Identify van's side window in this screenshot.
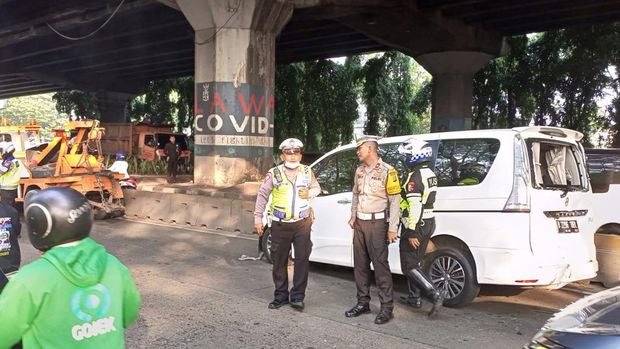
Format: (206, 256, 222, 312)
(435, 139, 500, 187)
(378, 144, 408, 179)
(313, 149, 358, 195)
(379, 142, 438, 182)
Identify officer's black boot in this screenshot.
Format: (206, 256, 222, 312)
(400, 279, 422, 308)
(405, 268, 444, 318)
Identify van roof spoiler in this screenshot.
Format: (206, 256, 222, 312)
(513, 126, 583, 142)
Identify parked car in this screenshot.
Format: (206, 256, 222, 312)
(260, 127, 598, 307)
(585, 148, 620, 287)
(525, 285, 620, 349)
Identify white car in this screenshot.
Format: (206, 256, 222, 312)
(260, 127, 598, 307)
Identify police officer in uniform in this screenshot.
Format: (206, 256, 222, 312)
(254, 138, 321, 311)
(345, 135, 401, 325)
(397, 137, 445, 318)
(0, 143, 21, 206)
(0, 200, 20, 278)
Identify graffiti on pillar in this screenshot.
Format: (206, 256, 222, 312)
(194, 82, 274, 157)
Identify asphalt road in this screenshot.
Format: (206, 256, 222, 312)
(17, 218, 599, 349)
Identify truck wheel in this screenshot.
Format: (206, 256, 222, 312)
(260, 227, 273, 264)
(93, 209, 108, 220)
(425, 246, 480, 307)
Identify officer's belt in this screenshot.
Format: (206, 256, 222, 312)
(271, 216, 306, 223)
(422, 209, 434, 219)
(356, 211, 385, 220)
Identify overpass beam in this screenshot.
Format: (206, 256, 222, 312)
(178, 0, 293, 186)
(416, 51, 493, 132)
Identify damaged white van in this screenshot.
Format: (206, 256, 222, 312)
(263, 126, 597, 307)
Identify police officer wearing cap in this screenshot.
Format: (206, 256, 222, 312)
(0, 143, 21, 206)
(346, 135, 401, 324)
(254, 138, 321, 311)
(398, 137, 444, 318)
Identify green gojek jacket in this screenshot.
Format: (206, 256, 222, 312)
(0, 237, 141, 349)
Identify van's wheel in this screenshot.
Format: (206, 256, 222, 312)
(261, 227, 273, 264)
(425, 246, 479, 307)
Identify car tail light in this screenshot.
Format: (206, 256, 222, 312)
(504, 135, 531, 212)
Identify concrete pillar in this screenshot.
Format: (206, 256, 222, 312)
(96, 91, 133, 123)
(416, 51, 493, 132)
(177, 0, 293, 186)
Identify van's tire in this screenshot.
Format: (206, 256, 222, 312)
(424, 246, 480, 307)
(261, 227, 273, 264)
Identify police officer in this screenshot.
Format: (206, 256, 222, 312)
(254, 138, 321, 311)
(0, 143, 21, 206)
(0, 200, 20, 278)
(346, 135, 401, 325)
(397, 137, 444, 318)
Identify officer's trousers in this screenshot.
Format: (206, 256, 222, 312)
(400, 218, 436, 298)
(0, 189, 16, 207)
(270, 217, 312, 302)
(353, 218, 393, 310)
(166, 158, 177, 183)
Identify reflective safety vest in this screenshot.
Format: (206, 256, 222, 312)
(269, 164, 312, 221)
(400, 165, 437, 229)
(0, 159, 20, 190)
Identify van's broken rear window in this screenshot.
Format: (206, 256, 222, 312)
(528, 140, 588, 191)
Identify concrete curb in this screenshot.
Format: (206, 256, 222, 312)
(123, 189, 255, 233)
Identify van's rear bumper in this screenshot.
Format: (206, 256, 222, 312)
(474, 248, 598, 286)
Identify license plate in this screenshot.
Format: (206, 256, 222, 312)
(556, 219, 579, 233)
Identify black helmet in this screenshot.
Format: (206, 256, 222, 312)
(25, 187, 93, 251)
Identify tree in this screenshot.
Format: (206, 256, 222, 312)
(52, 90, 99, 118)
(275, 63, 305, 148)
(362, 52, 430, 136)
(301, 59, 361, 151)
(473, 26, 619, 145)
(0, 93, 70, 140)
(274, 58, 362, 153)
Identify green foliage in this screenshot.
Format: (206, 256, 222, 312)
(128, 76, 194, 131)
(473, 24, 620, 146)
(0, 93, 70, 140)
(52, 90, 99, 118)
(362, 52, 431, 137)
(104, 153, 167, 175)
(274, 58, 362, 152)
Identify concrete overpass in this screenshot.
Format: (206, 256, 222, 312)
(2, 0, 620, 185)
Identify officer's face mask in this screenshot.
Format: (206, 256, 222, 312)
(284, 161, 300, 169)
(282, 148, 301, 169)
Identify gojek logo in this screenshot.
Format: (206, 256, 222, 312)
(70, 284, 117, 341)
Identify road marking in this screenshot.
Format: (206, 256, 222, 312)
(120, 217, 258, 242)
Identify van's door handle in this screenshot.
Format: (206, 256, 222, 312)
(337, 199, 352, 204)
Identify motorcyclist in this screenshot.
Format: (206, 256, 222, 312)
(107, 151, 130, 179)
(0, 187, 141, 348)
(397, 137, 445, 318)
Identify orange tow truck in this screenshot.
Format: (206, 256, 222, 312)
(18, 119, 124, 219)
(0, 117, 42, 163)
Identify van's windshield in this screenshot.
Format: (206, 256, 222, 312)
(526, 139, 588, 191)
